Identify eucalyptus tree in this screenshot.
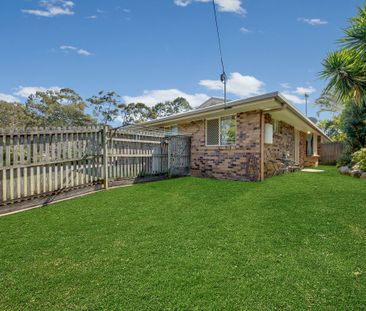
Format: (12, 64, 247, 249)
(25, 88, 96, 127)
(87, 91, 121, 126)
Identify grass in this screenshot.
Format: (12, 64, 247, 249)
(0, 166, 365, 310)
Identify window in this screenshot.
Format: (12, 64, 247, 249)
(170, 125, 178, 135)
(165, 125, 178, 135)
(206, 115, 236, 146)
(306, 133, 314, 155)
(206, 119, 220, 145)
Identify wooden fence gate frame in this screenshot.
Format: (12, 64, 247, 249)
(0, 126, 191, 213)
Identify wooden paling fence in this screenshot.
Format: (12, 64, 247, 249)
(0, 127, 191, 212)
(320, 142, 344, 165)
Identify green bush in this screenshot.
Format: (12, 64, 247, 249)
(337, 151, 353, 168)
(352, 148, 366, 171)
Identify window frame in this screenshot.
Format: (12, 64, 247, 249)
(306, 133, 318, 156)
(205, 114, 237, 147)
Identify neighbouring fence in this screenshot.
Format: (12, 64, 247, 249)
(0, 126, 191, 212)
(320, 142, 344, 165)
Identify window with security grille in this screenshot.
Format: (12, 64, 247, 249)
(206, 118, 220, 145)
(206, 115, 236, 146)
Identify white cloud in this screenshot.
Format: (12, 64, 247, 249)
(174, 0, 191, 6)
(14, 86, 61, 98)
(0, 93, 20, 102)
(60, 45, 77, 50)
(60, 45, 92, 56)
(298, 18, 328, 26)
(123, 89, 210, 107)
(86, 15, 97, 19)
(280, 85, 316, 105)
(77, 49, 92, 56)
(280, 84, 316, 104)
(281, 92, 305, 105)
(294, 86, 316, 95)
(22, 0, 75, 17)
(239, 27, 250, 33)
(174, 0, 246, 15)
(280, 82, 291, 89)
(199, 72, 264, 98)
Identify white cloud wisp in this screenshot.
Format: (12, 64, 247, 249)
(22, 0, 75, 17)
(174, 0, 246, 15)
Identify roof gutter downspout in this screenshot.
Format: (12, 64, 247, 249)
(259, 102, 287, 181)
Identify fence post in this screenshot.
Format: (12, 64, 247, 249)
(103, 126, 109, 190)
(167, 137, 172, 177)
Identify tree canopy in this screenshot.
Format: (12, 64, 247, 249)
(87, 91, 121, 126)
(320, 3, 366, 104)
(1, 87, 193, 129)
(24, 88, 96, 127)
(0, 101, 30, 129)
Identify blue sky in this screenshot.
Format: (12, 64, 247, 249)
(0, 0, 362, 119)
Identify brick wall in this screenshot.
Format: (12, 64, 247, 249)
(178, 111, 262, 181)
(262, 114, 320, 177)
(173, 111, 321, 181)
(263, 114, 296, 177)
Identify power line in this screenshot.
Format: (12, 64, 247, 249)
(212, 0, 227, 105)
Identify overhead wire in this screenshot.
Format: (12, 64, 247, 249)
(212, 0, 227, 105)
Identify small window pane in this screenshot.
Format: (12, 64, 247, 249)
(220, 116, 236, 145)
(207, 119, 220, 145)
(170, 125, 178, 135)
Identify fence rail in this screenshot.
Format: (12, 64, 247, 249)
(320, 142, 344, 165)
(0, 127, 191, 212)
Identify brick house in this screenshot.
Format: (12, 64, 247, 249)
(142, 92, 330, 181)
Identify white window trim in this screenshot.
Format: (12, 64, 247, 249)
(205, 115, 237, 146)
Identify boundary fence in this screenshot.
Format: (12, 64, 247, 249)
(0, 126, 191, 213)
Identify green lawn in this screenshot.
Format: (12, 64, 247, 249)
(0, 167, 365, 310)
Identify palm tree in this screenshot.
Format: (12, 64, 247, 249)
(320, 3, 366, 104)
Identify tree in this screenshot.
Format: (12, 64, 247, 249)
(315, 92, 343, 117)
(120, 103, 154, 126)
(118, 97, 192, 127)
(317, 117, 345, 142)
(87, 91, 121, 126)
(0, 101, 30, 128)
(320, 3, 366, 104)
(25, 88, 96, 127)
(340, 100, 366, 151)
(152, 97, 192, 118)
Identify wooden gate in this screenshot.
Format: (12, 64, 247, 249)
(168, 135, 191, 177)
(320, 142, 344, 165)
(107, 128, 169, 186)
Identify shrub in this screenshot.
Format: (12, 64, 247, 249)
(352, 148, 366, 171)
(337, 150, 353, 168)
